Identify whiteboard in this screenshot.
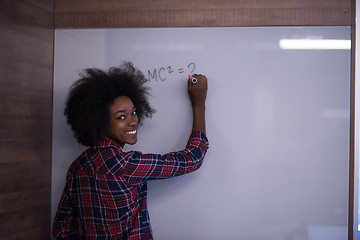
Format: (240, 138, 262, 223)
(52, 27, 351, 240)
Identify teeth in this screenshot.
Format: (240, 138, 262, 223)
(126, 130, 137, 134)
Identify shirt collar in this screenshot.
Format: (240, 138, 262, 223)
(93, 139, 124, 150)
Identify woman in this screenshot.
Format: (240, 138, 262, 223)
(53, 62, 209, 239)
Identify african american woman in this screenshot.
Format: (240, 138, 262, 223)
(53, 62, 209, 239)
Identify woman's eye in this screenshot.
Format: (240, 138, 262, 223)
(118, 115, 126, 120)
(132, 111, 137, 115)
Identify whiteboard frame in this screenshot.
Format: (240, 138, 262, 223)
(52, 26, 355, 240)
(353, 1, 359, 239)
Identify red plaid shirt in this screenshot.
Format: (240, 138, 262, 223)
(53, 131, 209, 240)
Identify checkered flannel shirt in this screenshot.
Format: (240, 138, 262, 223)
(53, 131, 209, 239)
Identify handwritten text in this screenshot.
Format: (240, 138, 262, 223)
(148, 63, 196, 82)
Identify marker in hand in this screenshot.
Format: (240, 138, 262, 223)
(189, 74, 197, 84)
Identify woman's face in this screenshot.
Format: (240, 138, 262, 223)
(107, 96, 138, 147)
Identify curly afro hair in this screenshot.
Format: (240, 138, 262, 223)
(64, 61, 155, 147)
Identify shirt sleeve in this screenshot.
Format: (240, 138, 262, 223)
(120, 131, 209, 185)
(53, 178, 80, 240)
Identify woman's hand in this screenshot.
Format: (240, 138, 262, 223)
(188, 74, 207, 107)
(188, 74, 207, 134)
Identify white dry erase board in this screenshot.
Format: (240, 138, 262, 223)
(52, 27, 351, 240)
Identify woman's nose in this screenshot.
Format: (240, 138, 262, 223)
(129, 115, 138, 126)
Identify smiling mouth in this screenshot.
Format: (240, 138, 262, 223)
(125, 130, 137, 135)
